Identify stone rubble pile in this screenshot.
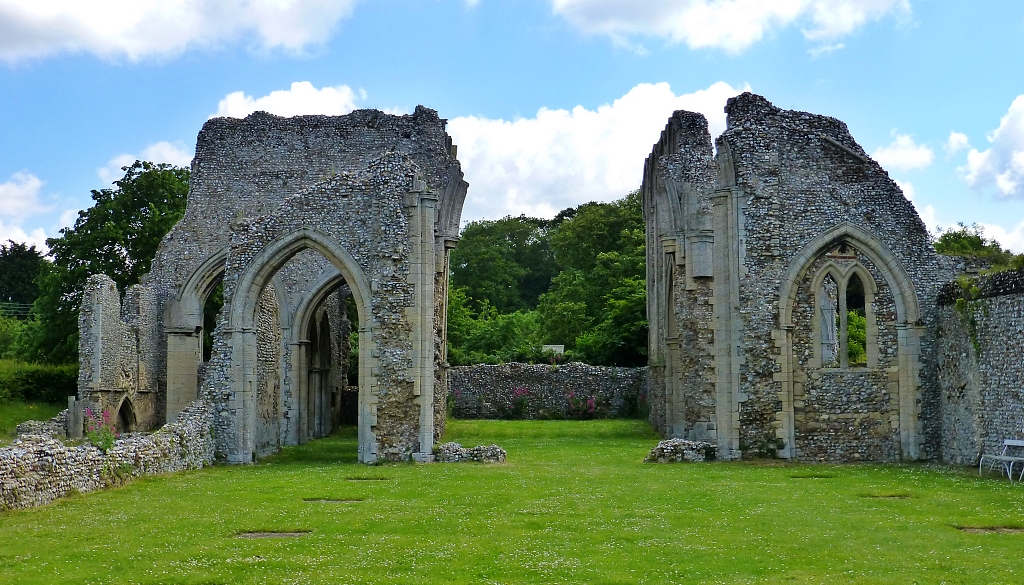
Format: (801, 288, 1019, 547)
(644, 438, 716, 463)
(435, 442, 506, 463)
(0, 400, 215, 511)
(15, 410, 68, 438)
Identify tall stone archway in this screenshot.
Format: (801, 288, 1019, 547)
(78, 107, 468, 464)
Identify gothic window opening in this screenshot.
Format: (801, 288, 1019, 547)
(816, 261, 875, 369)
(845, 273, 867, 366)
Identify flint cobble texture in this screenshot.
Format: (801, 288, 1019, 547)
(936, 269, 1024, 465)
(0, 400, 215, 511)
(435, 442, 506, 463)
(448, 362, 647, 420)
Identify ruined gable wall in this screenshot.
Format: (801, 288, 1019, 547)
(203, 152, 430, 461)
(148, 107, 462, 296)
(142, 107, 463, 410)
(719, 93, 953, 460)
(936, 270, 1024, 464)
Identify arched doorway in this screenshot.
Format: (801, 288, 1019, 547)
(218, 229, 379, 463)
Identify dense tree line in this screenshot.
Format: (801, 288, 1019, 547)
(447, 191, 647, 367)
(3, 159, 1023, 371)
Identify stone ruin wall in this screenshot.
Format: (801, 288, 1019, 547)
(643, 111, 720, 442)
(718, 95, 956, 461)
(788, 249, 900, 461)
(0, 400, 214, 512)
(936, 269, 1024, 464)
(645, 93, 961, 461)
(449, 363, 648, 420)
(78, 274, 163, 429)
(254, 284, 282, 458)
(72, 106, 465, 464)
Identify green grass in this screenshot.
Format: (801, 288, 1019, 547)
(1, 419, 1023, 584)
(0, 400, 64, 444)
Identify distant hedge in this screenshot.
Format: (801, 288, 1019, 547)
(0, 360, 78, 405)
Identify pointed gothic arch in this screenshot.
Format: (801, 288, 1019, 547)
(775, 222, 925, 460)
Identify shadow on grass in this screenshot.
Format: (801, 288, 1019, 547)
(259, 425, 360, 465)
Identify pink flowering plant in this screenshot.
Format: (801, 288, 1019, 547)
(497, 386, 531, 419)
(566, 391, 602, 419)
(84, 407, 119, 453)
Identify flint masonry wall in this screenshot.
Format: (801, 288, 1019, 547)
(449, 363, 647, 419)
(78, 274, 162, 430)
(936, 269, 1024, 465)
(0, 400, 214, 511)
(80, 106, 467, 464)
(645, 93, 955, 461)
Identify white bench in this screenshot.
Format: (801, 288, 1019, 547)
(979, 439, 1024, 482)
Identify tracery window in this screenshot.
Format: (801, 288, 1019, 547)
(815, 260, 875, 368)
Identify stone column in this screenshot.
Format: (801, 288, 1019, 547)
(710, 187, 744, 460)
(406, 184, 438, 460)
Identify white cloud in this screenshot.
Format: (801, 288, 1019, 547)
(0, 0, 358, 63)
(962, 94, 1024, 198)
(549, 0, 910, 53)
(871, 133, 934, 171)
(0, 171, 51, 249)
(0, 221, 48, 250)
(0, 171, 49, 219)
(448, 81, 747, 220)
(808, 42, 844, 57)
(97, 141, 194, 185)
(56, 208, 79, 230)
(945, 131, 969, 155)
(214, 81, 363, 118)
(979, 219, 1024, 254)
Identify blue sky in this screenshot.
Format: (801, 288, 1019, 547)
(2, 0, 1023, 251)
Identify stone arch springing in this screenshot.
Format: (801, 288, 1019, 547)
(165, 247, 229, 423)
(224, 228, 376, 463)
(774, 222, 924, 460)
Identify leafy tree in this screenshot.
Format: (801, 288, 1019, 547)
(0, 241, 45, 306)
(449, 215, 557, 313)
(537, 190, 647, 366)
(446, 286, 545, 365)
(934, 222, 1024, 270)
(26, 161, 190, 363)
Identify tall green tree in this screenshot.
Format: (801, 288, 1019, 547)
(0, 241, 45, 306)
(449, 215, 557, 313)
(538, 190, 647, 366)
(26, 161, 190, 363)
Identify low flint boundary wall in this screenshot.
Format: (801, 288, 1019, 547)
(448, 362, 647, 419)
(0, 400, 215, 511)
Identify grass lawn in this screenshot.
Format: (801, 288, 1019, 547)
(1, 419, 1022, 584)
(0, 400, 64, 444)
